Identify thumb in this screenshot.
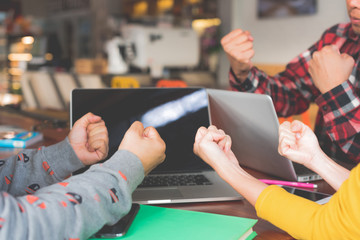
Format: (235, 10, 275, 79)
(128, 121, 145, 136)
(143, 126, 159, 139)
(195, 127, 207, 142)
(244, 30, 254, 41)
(290, 120, 304, 137)
(333, 38, 346, 50)
(341, 53, 355, 65)
(74, 112, 101, 128)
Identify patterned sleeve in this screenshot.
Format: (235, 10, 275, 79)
(228, 24, 343, 118)
(228, 49, 318, 118)
(315, 80, 360, 163)
(0, 150, 144, 240)
(0, 138, 84, 196)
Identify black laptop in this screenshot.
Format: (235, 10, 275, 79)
(71, 87, 242, 204)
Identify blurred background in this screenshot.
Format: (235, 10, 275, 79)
(0, 0, 348, 119)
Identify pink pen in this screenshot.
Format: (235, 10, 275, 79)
(259, 179, 318, 189)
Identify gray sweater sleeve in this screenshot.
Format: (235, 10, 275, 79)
(0, 137, 84, 196)
(0, 150, 144, 240)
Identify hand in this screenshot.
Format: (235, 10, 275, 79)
(193, 126, 240, 177)
(221, 29, 255, 82)
(278, 120, 323, 168)
(194, 126, 267, 206)
(118, 121, 166, 175)
(309, 45, 354, 93)
(69, 112, 109, 165)
(279, 121, 350, 190)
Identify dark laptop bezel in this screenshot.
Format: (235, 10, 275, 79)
(70, 87, 212, 175)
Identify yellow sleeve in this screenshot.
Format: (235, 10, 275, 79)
(255, 164, 360, 240)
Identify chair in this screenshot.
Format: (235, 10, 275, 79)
(110, 76, 140, 88)
(21, 71, 107, 111)
(278, 104, 318, 130)
(156, 79, 188, 88)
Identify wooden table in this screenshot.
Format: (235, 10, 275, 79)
(0, 109, 335, 239)
(162, 167, 335, 240)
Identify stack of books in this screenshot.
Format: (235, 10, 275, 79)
(0, 125, 43, 148)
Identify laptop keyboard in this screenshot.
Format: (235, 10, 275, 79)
(139, 174, 213, 188)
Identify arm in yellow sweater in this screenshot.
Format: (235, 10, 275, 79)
(193, 122, 358, 239)
(255, 164, 360, 239)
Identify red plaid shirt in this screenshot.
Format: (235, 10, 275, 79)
(229, 23, 360, 165)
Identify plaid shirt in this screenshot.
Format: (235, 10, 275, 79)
(229, 23, 360, 165)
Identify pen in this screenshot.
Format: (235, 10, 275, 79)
(259, 179, 318, 189)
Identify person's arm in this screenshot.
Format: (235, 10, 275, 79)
(227, 24, 348, 118)
(309, 46, 360, 163)
(0, 112, 109, 196)
(278, 120, 349, 190)
(228, 44, 316, 117)
(316, 83, 360, 163)
(315, 77, 360, 162)
(193, 126, 267, 206)
(265, 120, 359, 238)
(194, 123, 359, 239)
(221, 29, 254, 83)
(255, 163, 360, 239)
(0, 150, 143, 240)
(0, 139, 84, 196)
(0, 121, 165, 240)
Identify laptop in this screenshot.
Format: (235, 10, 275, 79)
(207, 89, 321, 182)
(71, 87, 242, 204)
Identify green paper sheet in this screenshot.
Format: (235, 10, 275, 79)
(91, 204, 257, 240)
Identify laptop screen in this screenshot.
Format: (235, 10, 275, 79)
(71, 87, 211, 174)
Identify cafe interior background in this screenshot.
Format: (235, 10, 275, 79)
(0, 0, 349, 125)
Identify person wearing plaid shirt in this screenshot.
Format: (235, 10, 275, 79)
(221, 0, 360, 166)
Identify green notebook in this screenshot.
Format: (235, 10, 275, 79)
(93, 204, 257, 240)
